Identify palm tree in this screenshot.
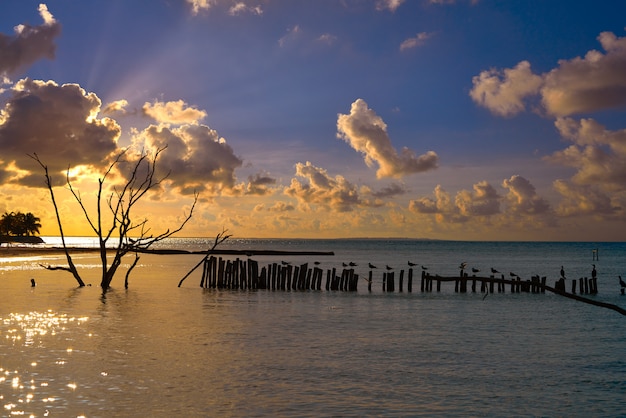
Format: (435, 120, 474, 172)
(0, 212, 16, 235)
(23, 212, 41, 236)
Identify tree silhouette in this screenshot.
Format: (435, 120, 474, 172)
(0, 211, 41, 236)
(30, 147, 198, 290)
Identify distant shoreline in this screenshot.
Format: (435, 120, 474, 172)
(0, 245, 334, 258)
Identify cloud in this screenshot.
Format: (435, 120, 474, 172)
(409, 176, 552, 224)
(471, 31, 626, 117)
(541, 32, 626, 116)
(278, 25, 301, 48)
(337, 99, 439, 178)
(469, 61, 542, 117)
(0, 78, 120, 186)
(502, 175, 550, 215)
(376, 0, 405, 12)
(409, 184, 467, 223)
(143, 100, 207, 125)
(369, 182, 407, 198)
(0, 4, 62, 77)
(102, 99, 129, 115)
(268, 201, 295, 212)
(553, 180, 618, 217)
(139, 123, 243, 195)
(284, 161, 362, 212)
(400, 32, 433, 51)
(186, 0, 217, 15)
(229, 3, 263, 16)
(455, 181, 501, 216)
(231, 172, 277, 196)
(547, 117, 626, 191)
(316, 33, 337, 46)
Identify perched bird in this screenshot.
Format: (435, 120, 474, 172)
(349, 262, 357, 267)
(459, 262, 467, 270)
(342, 262, 348, 267)
(314, 261, 321, 265)
(281, 261, 290, 265)
(408, 261, 417, 267)
(560, 266, 565, 278)
(30, 278, 36, 287)
(472, 268, 480, 273)
(491, 268, 499, 274)
(591, 264, 597, 279)
(385, 265, 393, 271)
(368, 263, 377, 269)
(510, 272, 518, 278)
(619, 275, 626, 288)
(421, 266, 428, 270)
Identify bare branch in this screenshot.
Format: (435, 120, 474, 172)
(178, 228, 231, 287)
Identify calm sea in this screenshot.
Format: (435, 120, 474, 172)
(1, 238, 625, 417)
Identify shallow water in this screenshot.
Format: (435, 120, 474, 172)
(1, 240, 625, 417)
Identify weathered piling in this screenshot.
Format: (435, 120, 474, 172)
(387, 272, 395, 292)
(408, 268, 413, 292)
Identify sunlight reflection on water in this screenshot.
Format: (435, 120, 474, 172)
(1, 311, 89, 417)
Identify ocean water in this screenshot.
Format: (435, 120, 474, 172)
(1, 239, 625, 417)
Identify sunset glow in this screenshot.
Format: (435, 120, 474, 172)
(1, 1, 625, 240)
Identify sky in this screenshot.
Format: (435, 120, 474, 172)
(1, 0, 626, 241)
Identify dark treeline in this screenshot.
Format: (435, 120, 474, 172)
(0, 211, 42, 239)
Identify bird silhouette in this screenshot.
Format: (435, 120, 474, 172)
(591, 264, 597, 278)
(490, 268, 499, 274)
(368, 263, 377, 269)
(619, 275, 626, 288)
(560, 265, 565, 278)
(314, 261, 320, 265)
(385, 265, 393, 270)
(342, 262, 348, 267)
(421, 266, 428, 270)
(459, 262, 467, 270)
(281, 261, 290, 265)
(349, 262, 357, 267)
(510, 272, 518, 278)
(472, 268, 480, 273)
(408, 261, 417, 267)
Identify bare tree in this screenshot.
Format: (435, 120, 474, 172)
(30, 147, 198, 290)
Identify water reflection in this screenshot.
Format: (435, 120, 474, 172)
(1, 310, 89, 417)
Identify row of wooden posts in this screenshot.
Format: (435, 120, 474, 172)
(199, 256, 599, 295)
(200, 256, 358, 291)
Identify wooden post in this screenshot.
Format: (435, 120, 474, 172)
(408, 268, 413, 292)
(259, 266, 267, 289)
(368, 270, 373, 292)
(399, 270, 404, 292)
(382, 273, 387, 292)
(388, 272, 395, 292)
(421, 270, 425, 292)
(298, 263, 308, 290)
(571, 278, 577, 294)
(217, 257, 226, 288)
(584, 277, 589, 294)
